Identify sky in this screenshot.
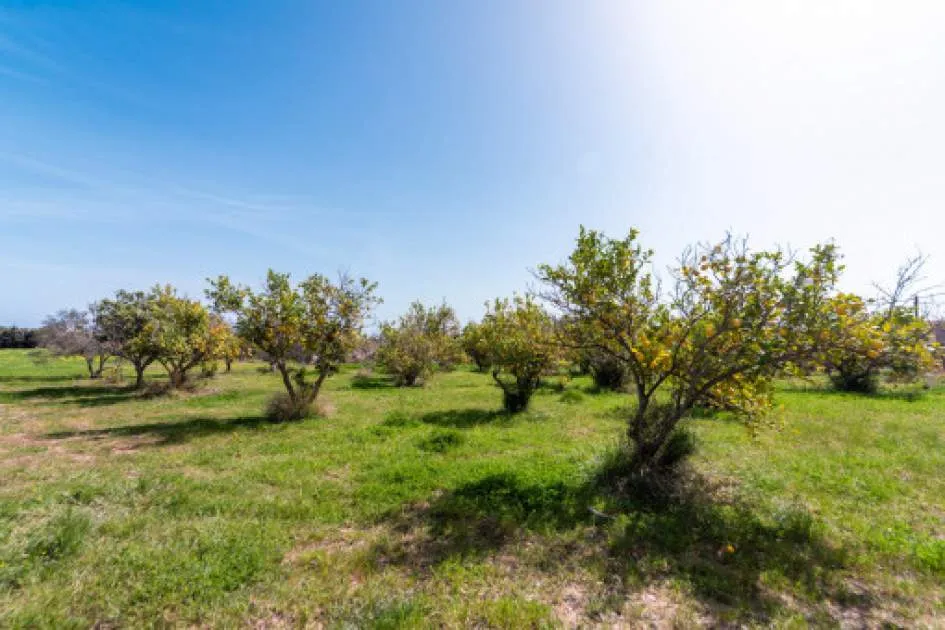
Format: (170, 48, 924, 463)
(2, 1, 944, 326)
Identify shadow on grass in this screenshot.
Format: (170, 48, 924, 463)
(43, 415, 272, 447)
(0, 374, 84, 384)
(350, 373, 398, 390)
(0, 385, 140, 407)
(372, 460, 867, 625)
(417, 408, 509, 428)
(780, 384, 929, 402)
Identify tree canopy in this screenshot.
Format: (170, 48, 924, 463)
(207, 270, 380, 419)
(538, 227, 842, 472)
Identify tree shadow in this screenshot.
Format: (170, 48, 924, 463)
(417, 408, 509, 428)
(370, 461, 873, 625)
(43, 415, 272, 447)
(0, 375, 83, 384)
(350, 373, 397, 390)
(780, 384, 929, 402)
(0, 385, 139, 407)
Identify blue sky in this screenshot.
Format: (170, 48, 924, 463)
(2, 1, 944, 326)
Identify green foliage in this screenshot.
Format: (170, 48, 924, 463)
(460, 321, 491, 372)
(376, 301, 463, 386)
(207, 270, 379, 419)
(820, 293, 938, 393)
(539, 227, 841, 472)
(0, 326, 37, 349)
(559, 389, 585, 404)
(23, 509, 91, 564)
(477, 296, 558, 413)
(146, 285, 220, 388)
(381, 410, 419, 428)
(265, 392, 312, 422)
(583, 349, 627, 391)
(418, 429, 464, 453)
(37, 309, 110, 378)
(95, 290, 161, 388)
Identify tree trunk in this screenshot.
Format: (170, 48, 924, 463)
(225, 357, 232, 373)
(308, 368, 330, 403)
(85, 357, 97, 378)
(627, 399, 684, 474)
(91, 355, 107, 379)
(277, 362, 297, 402)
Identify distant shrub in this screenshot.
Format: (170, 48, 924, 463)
(829, 370, 878, 394)
(559, 389, 585, 404)
(200, 360, 219, 379)
(0, 326, 37, 349)
(548, 375, 569, 392)
(419, 430, 464, 453)
(265, 392, 313, 422)
(381, 410, 419, 428)
(377, 301, 463, 386)
(587, 351, 627, 391)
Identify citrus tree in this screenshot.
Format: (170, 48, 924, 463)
(95, 290, 161, 388)
(539, 227, 840, 473)
(218, 322, 248, 373)
(37, 308, 111, 378)
(819, 256, 939, 392)
(206, 271, 379, 420)
(147, 285, 221, 388)
(460, 321, 491, 372)
(478, 296, 558, 412)
(376, 301, 462, 386)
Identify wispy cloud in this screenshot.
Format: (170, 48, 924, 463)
(0, 152, 125, 191)
(0, 64, 48, 85)
(0, 33, 62, 73)
(0, 27, 152, 107)
(0, 150, 333, 257)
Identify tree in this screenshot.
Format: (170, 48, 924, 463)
(207, 271, 380, 420)
(96, 290, 160, 388)
(37, 309, 110, 378)
(460, 321, 491, 372)
(218, 322, 247, 373)
(147, 285, 221, 388)
(821, 256, 939, 392)
(376, 301, 463, 386)
(477, 296, 558, 413)
(538, 227, 841, 474)
(934, 321, 945, 370)
(0, 327, 37, 349)
(583, 348, 628, 390)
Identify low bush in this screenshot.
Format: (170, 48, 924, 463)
(419, 430, 464, 453)
(265, 393, 313, 422)
(559, 389, 585, 404)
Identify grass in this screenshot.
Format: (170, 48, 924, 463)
(0, 349, 943, 627)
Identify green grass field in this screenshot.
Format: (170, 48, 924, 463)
(1, 349, 943, 628)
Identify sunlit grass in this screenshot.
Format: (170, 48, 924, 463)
(0, 349, 942, 626)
